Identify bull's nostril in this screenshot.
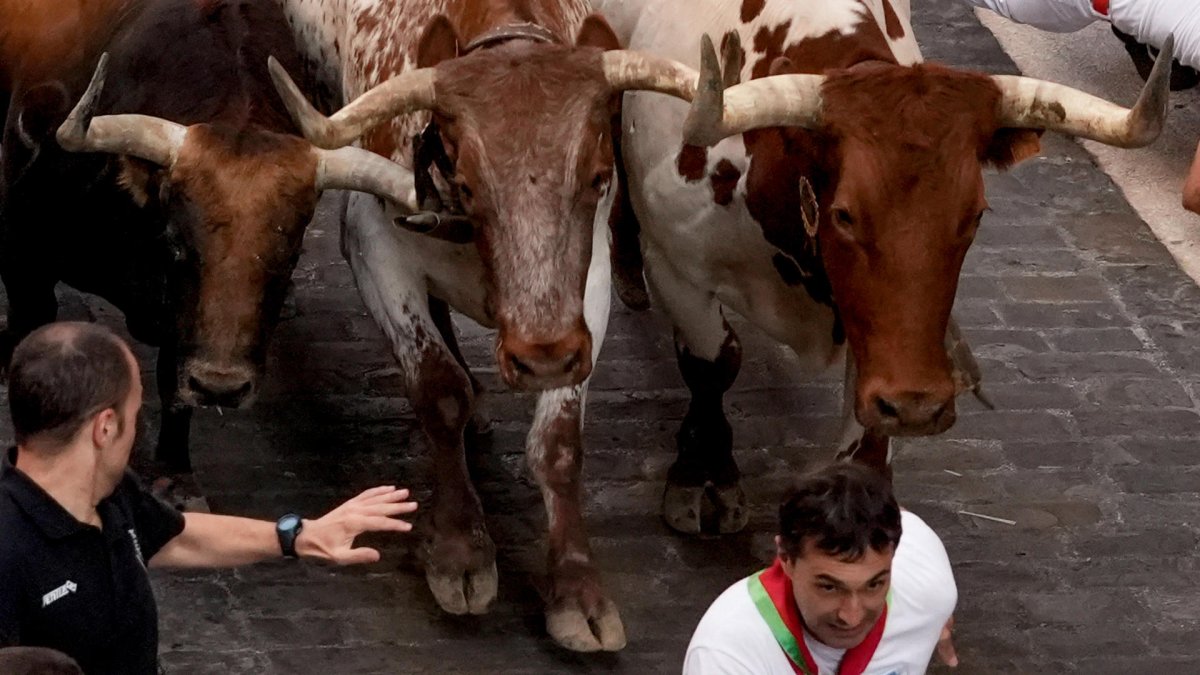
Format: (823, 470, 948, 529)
(875, 397, 900, 420)
(562, 351, 581, 374)
(509, 354, 534, 377)
(187, 376, 204, 394)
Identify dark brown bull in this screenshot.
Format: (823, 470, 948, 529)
(0, 0, 418, 484)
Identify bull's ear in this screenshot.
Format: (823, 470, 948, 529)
(116, 156, 158, 208)
(418, 15, 460, 68)
(576, 14, 620, 51)
(984, 128, 1042, 170)
(17, 81, 69, 147)
(768, 56, 796, 77)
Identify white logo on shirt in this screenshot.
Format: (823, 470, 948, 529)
(128, 528, 145, 566)
(41, 580, 77, 607)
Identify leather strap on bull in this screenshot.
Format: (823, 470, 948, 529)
(462, 22, 560, 54)
(394, 123, 473, 243)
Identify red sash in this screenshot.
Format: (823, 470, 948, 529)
(1092, 0, 1110, 16)
(748, 559, 889, 675)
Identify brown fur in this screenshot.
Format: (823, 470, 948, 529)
(168, 125, 318, 366)
(743, 27, 1041, 432)
(418, 20, 619, 373)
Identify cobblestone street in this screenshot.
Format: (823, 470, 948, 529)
(5, 0, 1200, 672)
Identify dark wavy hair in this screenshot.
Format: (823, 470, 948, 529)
(778, 462, 902, 561)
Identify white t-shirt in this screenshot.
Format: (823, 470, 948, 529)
(683, 511, 956, 675)
(964, 0, 1200, 69)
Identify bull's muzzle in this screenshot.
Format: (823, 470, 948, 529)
(496, 328, 593, 391)
(179, 360, 257, 408)
(857, 381, 956, 437)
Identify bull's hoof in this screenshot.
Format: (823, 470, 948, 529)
(546, 598, 626, 652)
(426, 561, 498, 615)
(712, 483, 749, 534)
(614, 273, 651, 311)
(662, 482, 705, 534)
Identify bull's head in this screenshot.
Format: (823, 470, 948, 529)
(57, 54, 425, 408)
(685, 33, 1172, 436)
(268, 15, 699, 391)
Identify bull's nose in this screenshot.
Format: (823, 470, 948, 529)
(863, 390, 956, 436)
(183, 363, 256, 408)
(497, 330, 592, 391)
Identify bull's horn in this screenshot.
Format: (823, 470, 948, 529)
(269, 56, 437, 149)
(313, 146, 471, 242)
(601, 50, 698, 101)
(683, 33, 825, 147)
(56, 52, 186, 166)
(993, 34, 1173, 148)
(314, 146, 419, 208)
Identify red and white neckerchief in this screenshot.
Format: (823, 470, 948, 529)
(748, 558, 890, 675)
(1092, 0, 1110, 17)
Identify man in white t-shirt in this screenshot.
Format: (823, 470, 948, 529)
(963, 0, 1200, 214)
(684, 464, 957, 675)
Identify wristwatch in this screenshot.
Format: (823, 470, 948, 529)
(276, 513, 304, 558)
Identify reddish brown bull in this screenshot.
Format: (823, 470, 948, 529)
(269, 0, 699, 650)
(595, 0, 1169, 535)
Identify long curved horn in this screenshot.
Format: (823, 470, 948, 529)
(601, 50, 698, 101)
(269, 56, 437, 150)
(992, 34, 1173, 148)
(683, 33, 824, 147)
(313, 146, 472, 242)
(56, 53, 186, 166)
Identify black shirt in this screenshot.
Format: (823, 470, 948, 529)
(0, 448, 185, 674)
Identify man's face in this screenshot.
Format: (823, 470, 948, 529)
(96, 349, 142, 494)
(778, 536, 895, 649)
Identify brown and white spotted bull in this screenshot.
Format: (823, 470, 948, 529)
(594, 0, 1169, 532)
(269, 0, 700, 652)
(0, 0, 419, 480)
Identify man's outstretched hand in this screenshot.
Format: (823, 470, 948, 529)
(296, 486, 418, 565)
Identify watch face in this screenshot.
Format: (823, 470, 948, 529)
(279, 515, 301, 530)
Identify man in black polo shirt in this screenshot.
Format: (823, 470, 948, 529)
(0, 322, 419, 673)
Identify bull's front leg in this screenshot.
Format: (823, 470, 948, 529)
(154, 342, 193, 472)
(527, 219, 623, 652)
(528, 386, 623, 652)
(344, 195, 496, 615)
(644, 248, 747, 535)
(144, 342, 210, 513)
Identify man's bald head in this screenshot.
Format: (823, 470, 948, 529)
(9, 322, 135, 450)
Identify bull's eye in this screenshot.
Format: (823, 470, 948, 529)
(831, 207, 855, 233)
(456, 181, 474, 204)
(962, 209, 986, 238)
(591, 170, 612, 192)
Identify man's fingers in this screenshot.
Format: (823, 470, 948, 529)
(348, 485, 398, 504)
(360, 515, 413, 533)
(337, 547, 382, 566)
(363, 501, 419, 517)
(936, 635, 959, 667)
(359, 488, 412, 506)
